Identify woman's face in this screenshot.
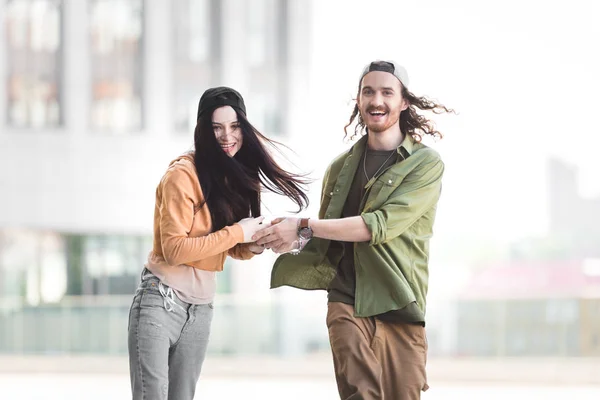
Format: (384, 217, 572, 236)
(212, 106, 243, 157)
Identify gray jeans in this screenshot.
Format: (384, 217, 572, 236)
(128, 270, 213, 400)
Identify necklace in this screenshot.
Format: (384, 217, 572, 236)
(363, 147, 396, 182)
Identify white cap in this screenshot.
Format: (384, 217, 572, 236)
(359, 60, 409, 88)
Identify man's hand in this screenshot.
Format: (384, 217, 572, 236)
(252, 217, 299, 253)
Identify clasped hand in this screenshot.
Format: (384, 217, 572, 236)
(252, 217, 300, 254)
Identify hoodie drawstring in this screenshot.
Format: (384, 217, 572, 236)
(140, 269, 185, 313)
(158, 282, 186, 313)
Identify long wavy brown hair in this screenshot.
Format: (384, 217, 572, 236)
(344, 81, 456, 142)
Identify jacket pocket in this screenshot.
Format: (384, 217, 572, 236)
(364, 172, 404, 211)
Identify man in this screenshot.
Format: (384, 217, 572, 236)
(253, 60, 454, 399)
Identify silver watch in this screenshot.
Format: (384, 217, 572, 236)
(289, 240, 301, 255)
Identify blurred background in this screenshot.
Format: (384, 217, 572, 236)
(0, 0, 599, 398)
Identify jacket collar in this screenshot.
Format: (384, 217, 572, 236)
(350, 133, 415, 158)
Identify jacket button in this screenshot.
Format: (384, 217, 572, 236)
(329, 192, 333, 196)
(388, 179, 392, 184)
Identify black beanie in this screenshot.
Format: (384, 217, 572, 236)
(196, 86, 247, 121)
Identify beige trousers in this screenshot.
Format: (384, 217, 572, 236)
(326, 302, 429, 400)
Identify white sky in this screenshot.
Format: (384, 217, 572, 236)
(308, 0, 600, 243)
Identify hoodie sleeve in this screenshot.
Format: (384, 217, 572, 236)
(159, 165, 245, 267)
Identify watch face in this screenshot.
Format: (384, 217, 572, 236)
(299, 227, 313, 240)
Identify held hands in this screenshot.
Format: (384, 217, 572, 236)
(252, 217, 300, 254)
(247, 242, 265, 255)
(239, 216, 304, 254)
(237, 216, 266, 243)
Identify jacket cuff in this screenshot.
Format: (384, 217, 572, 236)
(361, 212, 381, 246)
(230, 223, 245, 243)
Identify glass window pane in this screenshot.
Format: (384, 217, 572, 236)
(187, 0, 211, 63)
(39, 233, 67, 303)
(246, 0, 286, 135)
(6, 0, 63, 128)
(82, 234, 149, 295)
(0, 230, 66, 305)
(172, 0, 215, 132)
(89, 0, 143, 133)
(247, 0, 267, 67)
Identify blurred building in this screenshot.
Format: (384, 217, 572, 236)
(454, 158, 600, 357)
(0, 0, 318, 355)
(548, 158, 600, 258)
(456, 260, 600, 357)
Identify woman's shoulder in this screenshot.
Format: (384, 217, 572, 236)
(164, 152, 195, 176)
(160, 153, 201, 193)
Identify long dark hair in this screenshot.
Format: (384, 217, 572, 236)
(344, 83, 456, 142)
(193, 108, 310, 231)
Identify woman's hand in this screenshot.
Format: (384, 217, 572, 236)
(237, 216, 266, 243)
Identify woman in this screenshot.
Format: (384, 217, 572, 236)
(127, 86, 309, 399)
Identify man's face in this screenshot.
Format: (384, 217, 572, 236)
(357, 71, 408, 133)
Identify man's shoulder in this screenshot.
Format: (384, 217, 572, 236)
(323, 147, 353, 177)
(411, 142, 443, 164)
(330, 149, 352, 167)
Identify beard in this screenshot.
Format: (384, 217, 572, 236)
(360, 106, 401, 133)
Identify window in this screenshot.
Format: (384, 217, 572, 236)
(0, 229, 66, 304)
(0, 229, 151, 355)
(89, 0, 143, 132)
(82, 234, 150, 295)
(246, 0, 283, 68)
(246, 0, 287, 135)
(5, 0, 62, 128)
(172, 0, 218, 132)
(0, 229, 150, 301)
(246, 0, 268, 67)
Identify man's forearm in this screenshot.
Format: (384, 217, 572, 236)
(310, 216, 371, 242)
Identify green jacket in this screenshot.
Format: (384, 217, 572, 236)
(270, 134, 444, 319)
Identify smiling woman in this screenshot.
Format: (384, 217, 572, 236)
(192, 86, 310, 232)
(212, 106, 243, 156)
(126, 86, 310, 400)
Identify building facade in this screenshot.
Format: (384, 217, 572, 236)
(0, 0, 320, 356)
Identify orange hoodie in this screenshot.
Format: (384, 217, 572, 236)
(145, 153, 255, 304)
